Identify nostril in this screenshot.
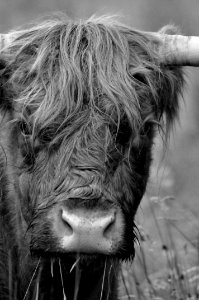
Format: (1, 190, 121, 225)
(60, 209, 73, 235)
(103, 213, 116, 238)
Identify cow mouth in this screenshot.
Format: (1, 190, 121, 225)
(27, 250, 120, 300)
(31, 247, 134, 266)
(31, 249, 120, 271)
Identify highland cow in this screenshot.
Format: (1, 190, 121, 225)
(0, 13, 195, 300)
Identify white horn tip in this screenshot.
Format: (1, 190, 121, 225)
(158, 34, 199, 67)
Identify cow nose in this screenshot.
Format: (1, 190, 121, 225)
(61, 209, 115, 237)
(55, 207, 123, 254)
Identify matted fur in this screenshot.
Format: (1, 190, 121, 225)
(1, 14, 183, 145)
(0, 13, 184, 300)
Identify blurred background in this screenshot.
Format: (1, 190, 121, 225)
(1, 0, 199, 297)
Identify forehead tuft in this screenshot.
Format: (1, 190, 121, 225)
(1, 14, 172, 144)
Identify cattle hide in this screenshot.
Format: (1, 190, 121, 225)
(0, 14, 184, 300)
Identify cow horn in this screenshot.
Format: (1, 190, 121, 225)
(0, 33, 18, 49)
(0, 34, 5, 49)
(157, 34, 199, 67)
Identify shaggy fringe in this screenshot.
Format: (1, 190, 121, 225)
(0, 14, 184, 150)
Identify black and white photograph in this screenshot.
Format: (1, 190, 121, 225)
(0, 1, 199, 299)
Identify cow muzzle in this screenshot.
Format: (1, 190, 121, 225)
(52, 206, 124, 254)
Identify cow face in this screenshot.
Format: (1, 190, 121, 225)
(0, 16, 184, 264)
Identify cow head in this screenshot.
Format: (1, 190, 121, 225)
(0, 15, 184, 266)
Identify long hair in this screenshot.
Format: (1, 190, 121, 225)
(0, 14, 185, 300)
(0, 14, 184, 152)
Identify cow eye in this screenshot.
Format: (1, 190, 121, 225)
(116, 119, 132, 146)
(19, 120, 31, 136)
(133, 73, 147, 85)
(18, 121, 35, 167)
(38, 128, 53, 144)
(21, 142, 35, 167)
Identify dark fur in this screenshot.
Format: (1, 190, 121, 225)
(0, 14, 184, 299)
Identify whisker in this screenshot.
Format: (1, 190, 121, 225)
(34, 264, 42, 300)
(51, 258, 54, 278)
(100, 258, 107, 300)
(35, 280, 39, 300)
(106, 262, 113, 300)
(73, 254, 81, 300)
(22, 257, 41, 300)
(59, 259, 67, 300)
(70, 257, 80, 273)
(8, 250, 12, 300)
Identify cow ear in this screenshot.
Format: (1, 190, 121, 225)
(127, 28, 184, 134)
(152, 65, 184, 132)
(0, 57, 12, 110)
(0, 33, 15, 110)
(129, 62, 184, 135)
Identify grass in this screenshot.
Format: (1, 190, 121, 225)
(118, 192, 199, 300)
